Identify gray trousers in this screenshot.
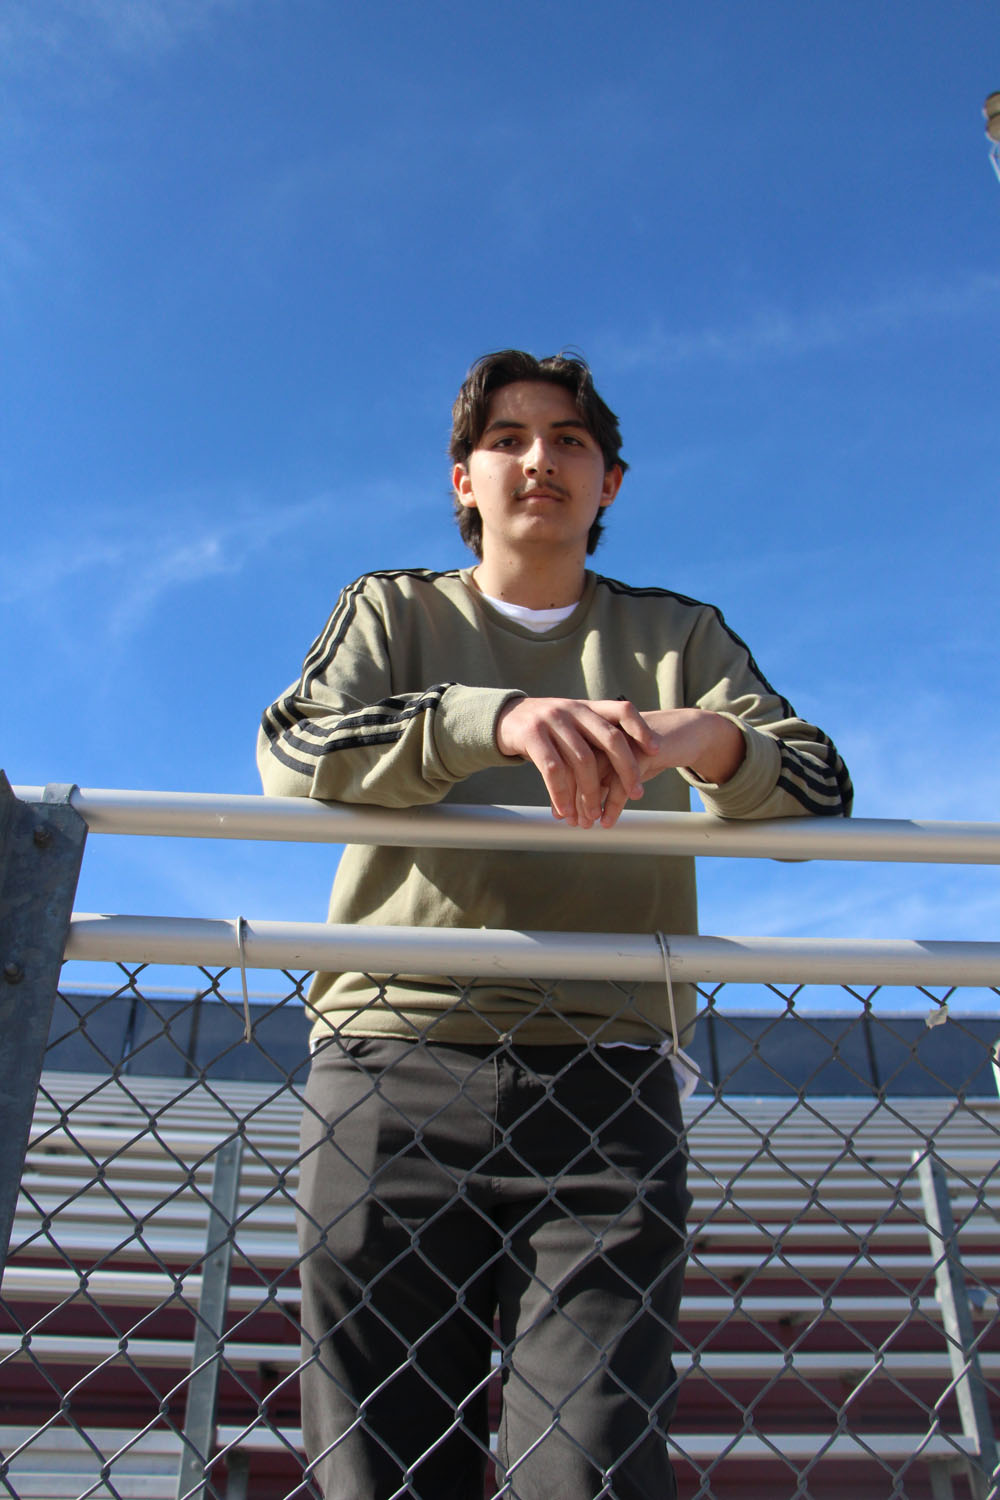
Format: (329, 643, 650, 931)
(297, 1036, 690, 1500)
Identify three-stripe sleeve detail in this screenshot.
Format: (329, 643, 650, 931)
(262, 685, 453, 778)
(261, 570, 461, 780)
(776, 741, 853, 817)
(301, 569, 455, 695)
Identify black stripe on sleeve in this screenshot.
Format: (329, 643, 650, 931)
(301, 570, 458, 694)
(779, 742, 842, 800)
(260, 685, 452, 774)
(777, 745, 850, 816)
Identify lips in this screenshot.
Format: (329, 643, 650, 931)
(516, 486, 567, 502)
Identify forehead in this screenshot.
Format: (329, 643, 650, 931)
(481, 379, 584, 431)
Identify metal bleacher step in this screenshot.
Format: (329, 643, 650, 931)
(2, 1072, 997, 1500)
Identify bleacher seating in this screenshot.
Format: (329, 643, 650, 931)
(1, 1071, 998, 1499)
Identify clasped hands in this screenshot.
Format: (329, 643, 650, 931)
(495, 696, 745, 830)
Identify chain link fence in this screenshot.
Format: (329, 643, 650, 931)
(1, 965, 997, 1500)
(2, 782, 998, 1499)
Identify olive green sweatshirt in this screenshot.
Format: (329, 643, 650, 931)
(258, 568, 851, 1047)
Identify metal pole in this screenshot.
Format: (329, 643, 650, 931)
(224, 1451, 249, 1500)
(0, 777, 87, 1275)
(176, 1134, 244, 1500)
(916, 1152, 999, 1500)
(63, 913, 1000, 988)
(12, 785, 1000, 865)
(928, 1462, 956, 1500)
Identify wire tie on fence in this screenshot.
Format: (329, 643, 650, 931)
(235, 916, 252, 1043)
(655, 932, 701, 1101)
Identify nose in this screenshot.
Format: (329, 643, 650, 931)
(523, 435, 556, 476)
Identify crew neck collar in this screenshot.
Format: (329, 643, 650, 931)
(461, 568, 597, 638)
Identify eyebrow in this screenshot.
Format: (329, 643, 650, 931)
(482, 417, 591, 436)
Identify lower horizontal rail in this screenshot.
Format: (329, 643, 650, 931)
(63, 914, 1000, 986)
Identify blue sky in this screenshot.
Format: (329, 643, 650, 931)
(3, 1, 999, 1006)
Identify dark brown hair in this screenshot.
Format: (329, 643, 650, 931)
(449, 350, 628, 558)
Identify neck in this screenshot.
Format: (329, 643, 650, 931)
(473, 547, 588, 610)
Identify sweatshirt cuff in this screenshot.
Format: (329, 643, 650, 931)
(434, 685, 526, 780)
(679, 715, 781, 818)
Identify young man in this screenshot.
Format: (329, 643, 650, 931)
(258, 350, 852, 1500)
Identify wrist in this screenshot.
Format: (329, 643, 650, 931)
(494, 693, 527, 758)
(688, 712, 746, 786)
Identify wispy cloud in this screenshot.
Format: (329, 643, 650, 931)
(3, 469, 444, 656)
(601, 269, 1000, 373)
(835, 703, 1000, 825)
(704, 861, 1000, 943)
(695, 689, 1000, 952)
(3, 493, 331, 640)
(1, 0, 241, 68)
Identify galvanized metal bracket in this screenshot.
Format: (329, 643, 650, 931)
(0, 774, 87, 1275)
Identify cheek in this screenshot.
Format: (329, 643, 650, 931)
(470, 460, 511, 494)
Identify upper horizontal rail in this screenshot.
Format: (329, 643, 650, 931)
(13, 786, 1000, 864)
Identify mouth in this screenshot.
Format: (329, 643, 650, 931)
(516, 487, 567, 503)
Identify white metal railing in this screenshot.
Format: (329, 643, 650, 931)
(64, 916, 1000, 987)
(14, 784, 1000, 863)
(15, 784, 1000, 989)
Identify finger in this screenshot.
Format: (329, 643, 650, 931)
(575, 772, 602, 829)
(522, 725, 579, 825)
(574, 711, 644, 801)
(599, 773, 631, 829)
(592, 700, 659, 755)
(513, 706, 604, 827)
(523, 710, 608, 825)
(600, 765, 646, 828)
(545, 722, 602, 827)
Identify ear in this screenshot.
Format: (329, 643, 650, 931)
(598, 464, 623, 509)
(453, 463, 477, 509)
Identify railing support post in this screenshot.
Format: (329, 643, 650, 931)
(176, 1134, 244, 1500)
(0, 776, 87, 1277)
(916, 1151, 999, 1500)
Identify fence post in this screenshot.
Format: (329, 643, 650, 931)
(916, 1151, 999, 1500)
(176, 1133, 245, 1500)
(0, 776, 87, 1276)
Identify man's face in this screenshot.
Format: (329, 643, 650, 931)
(453, 381, 621, 560)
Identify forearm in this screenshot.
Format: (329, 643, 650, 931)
(641, 708, 746, 786)
(679, 606, 853, 820)
(258, 575, 524, 808)
(258, 682, 520, 806)
(681, 715, 852, 820)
